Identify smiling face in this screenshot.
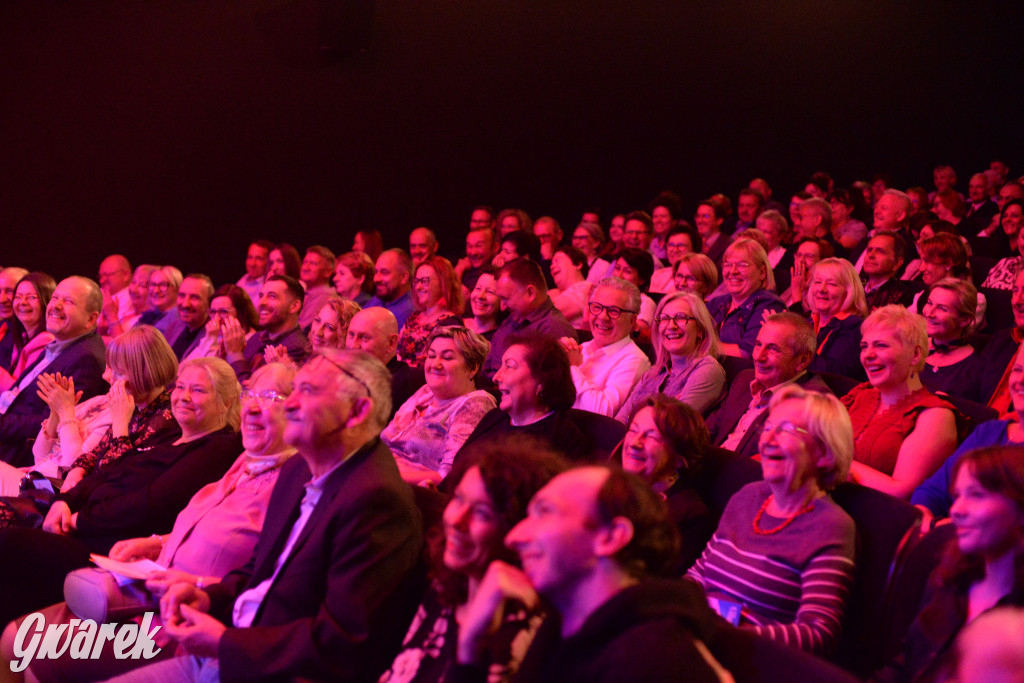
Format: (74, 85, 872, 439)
(413, 264, 442, 310)
(257, 279, 300, 333)
(1008, 348, 1024, 415)
(466, 229, 495, 269)
(443, 466, 502, 580)
(721, 250, 764, 300)
(209, 295, 238, 329)
(737, 194, 761, 224)
(128, 268, 151, 311)
(612, 258, 642, 288)
(172, 365, 225, 435)
(758, 398, 824, 495)
(333, 263, 363, 298)
(589, 285, 635, 347)
(830, 197, 851, 225)
(808, 266, 847, 318)
(424, 336, 476, 401)
(951, 466, 1024, 559)
(694, 205, 721, 238)
(549, 251, 580, 291)
(408, 228, 436, 265)
(300, 252, 331, 287)
(283, 357, 359, 452)
(177, 277, 210, 330)
(794, 241, 823, 273)
(14, 280, 44, 332)
(1002, 203, 1024, 238)
(623, 220, 652, 249)
(470, 273, 500, 320)
(241, 372, 289, 455)
(493, 344, 541, 417)
(651, 206, 674, 236)
(46, 278, 97, 341)
(309, 304, 344, 351)
(860, 327, 917, 390)
(373, 252, 410, 302)
(534, 219, 561, 248)
(622, 407, 677, 485)
(874, 194, 907, 231)
(245, 244, 269, 279)
(98, 257, 131, 294)
(922, 287, 969, 343)
(920, 257, 952, 287)
(267, 249, 287, 277)
(148, 271, 177, 310)
(968, 174, 989, 203)
(656, 297, 700, 359)
(862, 235, 902, 280)
(665, 232, 694, 266)
(752, 321, 807, 388)
(497, 273, 532, 319)
(673, 262, 707, 298)
(572, 227, 599, 259)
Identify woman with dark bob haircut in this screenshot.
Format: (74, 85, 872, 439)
(378, 436, 567, 683)
(453, 333, 601, 478)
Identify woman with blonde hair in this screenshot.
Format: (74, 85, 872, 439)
(706, 238, 785, 358)
(137, 265, 183, 337)
(920, 278, 986, 402)
(615, 291, 725, 421)
(672, 252, 718, 299)
(806, 258, 869, 380)
(842, 305, 959, 499)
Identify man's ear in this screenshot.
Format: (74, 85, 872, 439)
(593, 516, 634, 559)
(288, 297, 302, 316)
(345, 397, 374, 429)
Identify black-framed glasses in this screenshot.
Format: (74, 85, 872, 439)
(413, 276, 433, 287)
(655, 312, 697, 326)
(588, 302, 637, 319)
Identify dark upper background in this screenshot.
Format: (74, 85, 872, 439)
(1, 0, 1021, 285)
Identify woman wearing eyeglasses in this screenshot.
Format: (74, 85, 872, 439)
(395, 256, 465, 368)
(0, 273, 55, 391)
(687, 385, 856, 655)
(706, 238, 786, 358)
(615, 291, 725, 422)
(136, 265, 183, 339)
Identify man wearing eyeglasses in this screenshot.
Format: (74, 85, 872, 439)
(142, 349, 423, 683)
(561, 278, 650, 417)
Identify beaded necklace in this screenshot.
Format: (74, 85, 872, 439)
(752, 494, 816, 535)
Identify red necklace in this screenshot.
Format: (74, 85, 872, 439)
(752, 494, 816, 535)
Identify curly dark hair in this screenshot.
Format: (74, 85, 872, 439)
(620, 394, 709, 484)
(429, 435, 568, 606)
(505, 331, 576, 411)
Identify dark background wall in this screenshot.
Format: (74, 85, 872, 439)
(1, 0, 1021, 285)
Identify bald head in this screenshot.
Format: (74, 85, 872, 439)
(345, 307, 399, 363)
(99, 254, 132, 294)
(409, 227, 438, 266)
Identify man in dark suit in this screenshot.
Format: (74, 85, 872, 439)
(0, 276, 107, 466)
(154, 349, 423, 682)
(705, 312, 831, 458)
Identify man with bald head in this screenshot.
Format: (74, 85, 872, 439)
(346, 307, 424, 412)
(408, 227, 438, 267)
(97, 254, 132, 335)
(0, 276, 107, 466)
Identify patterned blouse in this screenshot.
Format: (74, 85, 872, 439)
(396, 312, 463, 367)
(71, 390, 181, 475)
(980, 255, 1023, 291)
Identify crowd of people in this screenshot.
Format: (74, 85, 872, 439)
(0, 162, 1022, 682)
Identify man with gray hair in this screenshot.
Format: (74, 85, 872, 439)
(0, 276, 108, 466)
(560, 278, 650, 417)
(139, 349, 423, 682)
(705, 311, 831, 457)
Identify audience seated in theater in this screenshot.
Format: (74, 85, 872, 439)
(854, 189, 914, 273)
(95, 350, 422, 683)
(706, 311, 830, 457)
(464, 333, 597, 466)
(981, 268, 1024, 418)
(980, 199, 1024, 290)
(572, 220, 611, 285)
(463, 266, 504, 341)
(496, 207, 532, 237)
(616, 290, 725, 421)
(408, 226, 439, 267)
(0, 273, 55, 391)
(733, 187, 764, 234)
(353, 228, 385, 263)
(961, 172, 999, 236)
(805, 258, 868, 380)
(96, 254, 133, 337)
(842, 305, 958, 499)
(226, 275, 309, 382)
(0, 268, 29, 374)
(795, 197, 847, 260)
(396, 255, 464, 367)
(782, 237, 832, 310)
(651, 223, 702, 294)
(267, 242, 301, 280)
(366, 248, 416, 329)
(334, 250, 375, 306)
(695, 197, 732, 268)
(930, 188, 968, 235)
(751, 177, 787, 216)
(610, 247, 657, 335)
(548, 245, 591, 330)
(673, 252, 718, 300)
(480, 258, 576, 382)
(0, 324, 179, 499)
(688, 385, 856, 655)
(346, 306, 424, 414)
(235, 240, 272, 306)
(0, 363, 297, 682)
(906, 186, 931, 215)
(788, 191, 811, 231)
(873, 446, 1024, 683)
(603, 213, 626, 256)
(137, 265, 183, 337)
(383, 326, 495, 486)
(298, 245, 337, 331)
(648, 193, 685, 260)
(707, 238, 786, 358)
(901, 220, 957, 283)
(471, 205, 497, 233)
(378, 439, 566, 683)
(756, 210, 793, 294)
(830, 189, 869, 253)
(920, 278, 986, 402)
(493, 230, 543, 271)
(268, 297, 361, 366)
(928, 164, 959, 203)
(912, 343, 1024, 523)
(862, 232, 919, 311)
(615, 395, 715, 571)
(459, 465, 724, 682)
(166, 274, 214, 360)
(0, 276, 109, 468)
(533, 216, 563, 283)
(104, 264, 157, 338)
(0, 356, 242, 624)
(561, 278, 651, 418)
(912, 231, 987, 327)
(621, 210, 664, 269)
(183, 284, 258, 362)
(456, 225, 498, 296)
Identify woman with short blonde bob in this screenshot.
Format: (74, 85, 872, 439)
(616, 291, 725, 421)
(921, 278, 986, 402)
(842, 305, 959, 499)
(672, 252, 718, 299)
(806, 258, 869, 380)
(688, 385, 856, 654)
(137, 265, 183, 337)
(706, 238, 785, 358)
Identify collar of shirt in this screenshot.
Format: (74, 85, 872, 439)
(44, 333, 85, 360)
(584, 334, 633, 359)
(749, 371, 806, 407)
(513, 297, 556, 328)
(261, 325, 301, 345)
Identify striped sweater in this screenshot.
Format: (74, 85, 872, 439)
(687, 481, 856, 655)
